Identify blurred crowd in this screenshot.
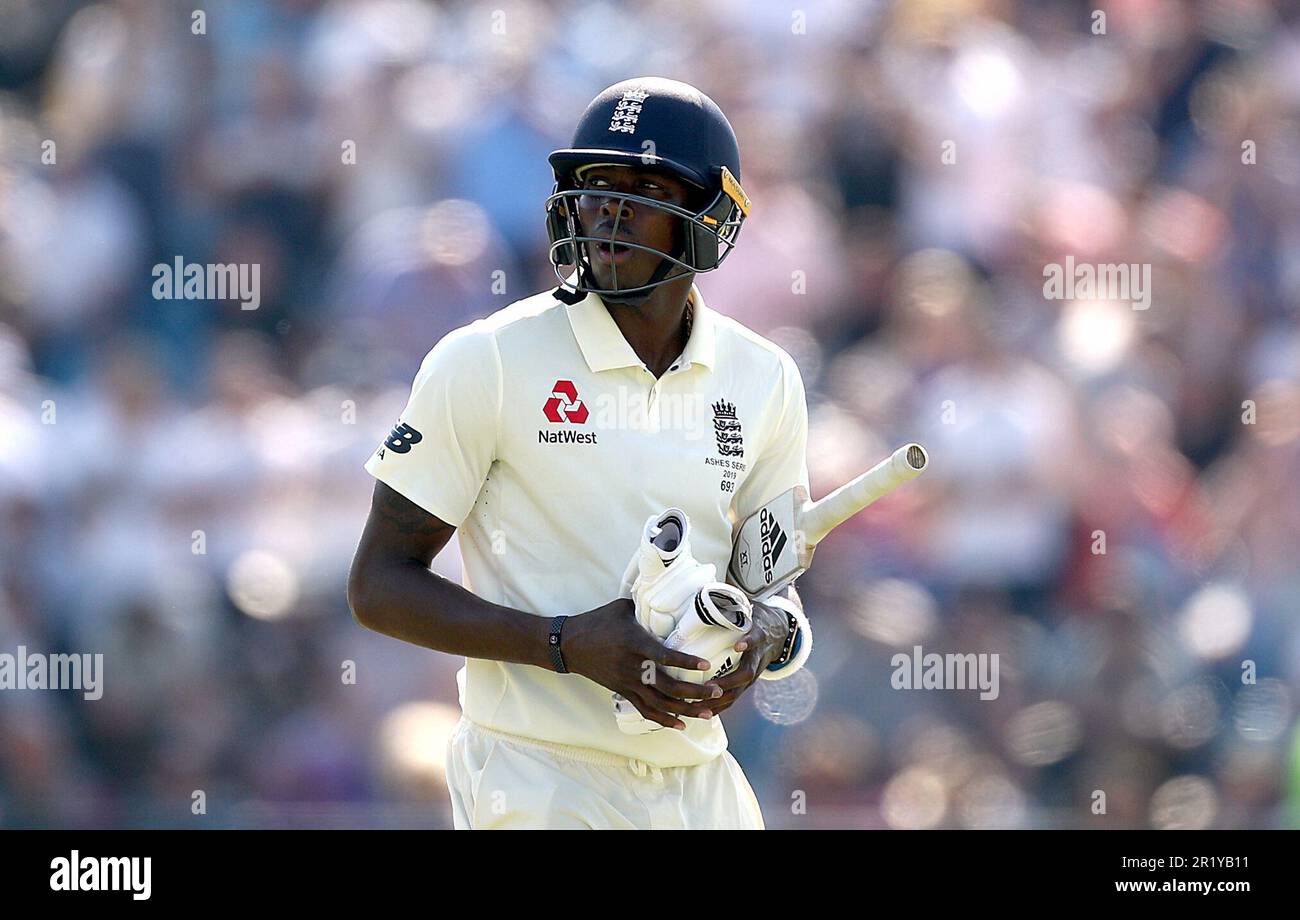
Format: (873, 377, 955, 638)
(1, 0, 1298, 828)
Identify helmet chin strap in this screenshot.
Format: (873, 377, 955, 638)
(587, 253, 684, 306)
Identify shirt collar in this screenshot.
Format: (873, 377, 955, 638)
(563, 274, 717, 374)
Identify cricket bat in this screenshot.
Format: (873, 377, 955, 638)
(728, 443, 929, 599)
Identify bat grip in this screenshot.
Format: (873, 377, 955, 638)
(800, 443, 928, 547)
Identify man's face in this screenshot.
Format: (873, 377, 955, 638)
(573, 164, 697, 291)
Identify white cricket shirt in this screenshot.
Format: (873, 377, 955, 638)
(364, 280, 809, 767)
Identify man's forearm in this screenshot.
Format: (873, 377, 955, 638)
(349, 559, 554, 669)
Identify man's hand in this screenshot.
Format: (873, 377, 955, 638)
(704, 599, 792, 714)
(563, 598, 725, 730)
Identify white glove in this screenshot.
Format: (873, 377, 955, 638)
(614, 584, 753, 735)
(618, 508, 717, 640)
(614, 508, 732, 735)
(662, 583, 752, 686)
(613, 692, 660, 734)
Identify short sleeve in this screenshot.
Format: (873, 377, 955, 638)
(729, 352, 810, 531)
(364, 325, 501, 527)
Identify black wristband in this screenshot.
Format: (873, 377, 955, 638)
(766, 610, 800, 670)
(548, 615, 568, 673)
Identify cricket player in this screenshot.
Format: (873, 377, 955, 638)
(348, 77, 812, 829)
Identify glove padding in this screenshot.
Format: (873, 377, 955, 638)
(614, 583, 753, 734)
(613, 693, 660, 734)
(662, 583, 752, 686)
(618, 507, 717, 640)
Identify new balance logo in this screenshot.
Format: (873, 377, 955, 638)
(383, 422, 423, 454)
(759, 510, 787, 586)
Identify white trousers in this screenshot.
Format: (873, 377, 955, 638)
(445, 717, 765, 830)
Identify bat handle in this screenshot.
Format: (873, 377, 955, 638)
(800, 443, 929, 547)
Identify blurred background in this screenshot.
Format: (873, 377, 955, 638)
(1, 0, 1298, 829)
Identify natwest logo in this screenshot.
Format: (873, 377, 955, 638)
(543, 379, 589, 424)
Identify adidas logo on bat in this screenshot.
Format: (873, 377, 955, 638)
(759, 509, 788, 585)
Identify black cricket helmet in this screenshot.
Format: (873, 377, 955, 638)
(545, 76, 751, 302)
